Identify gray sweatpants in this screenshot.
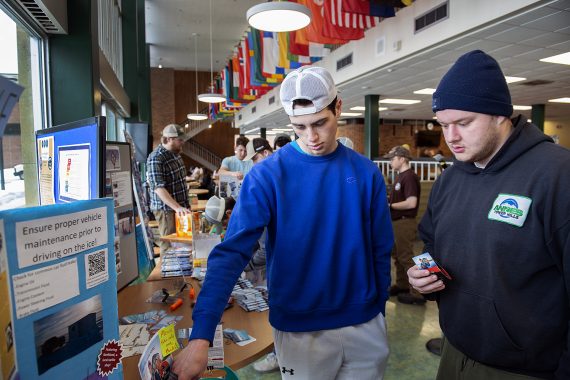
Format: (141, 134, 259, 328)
(273, 313, 389, 380)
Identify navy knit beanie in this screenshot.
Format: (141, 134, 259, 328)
(432, 50, 513, 117)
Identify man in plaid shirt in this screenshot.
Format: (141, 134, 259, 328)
(146, 124, 191, 253)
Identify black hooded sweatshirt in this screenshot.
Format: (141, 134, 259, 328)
(419, 116, 570, 379)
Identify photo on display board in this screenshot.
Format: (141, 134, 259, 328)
(105, 146, 121, 172)
(105, 174, 113, 198)
(118, 210, 134, 237)
(33, 295, 103, 375)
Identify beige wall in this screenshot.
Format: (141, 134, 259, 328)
(545, 120, 570, 148)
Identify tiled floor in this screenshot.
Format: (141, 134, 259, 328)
(236, 241, 442, 379)
(236, 297, 441, 379)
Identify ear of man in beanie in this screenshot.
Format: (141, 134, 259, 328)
(432, 50, 513, 117)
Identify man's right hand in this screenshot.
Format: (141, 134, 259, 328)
(176, 206, 191, 217)
(407, 265, 445, 294)
(172, 339, 210, 380)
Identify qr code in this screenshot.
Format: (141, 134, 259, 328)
(88, 251, 106, 276)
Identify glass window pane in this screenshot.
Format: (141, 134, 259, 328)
(0, 9, 45, 210)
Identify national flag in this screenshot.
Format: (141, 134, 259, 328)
(290, 31, 331, 58)
(323, 0, 378, 41)
(342, 0, 396, 17)
(297, 0, 348, 44)
(261, 31, 285, 78)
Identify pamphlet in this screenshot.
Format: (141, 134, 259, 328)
(138, 329, 173, 380)
(219, 174, 242, 199)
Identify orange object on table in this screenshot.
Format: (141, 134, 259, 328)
(169, 298, 183, 311)
(176, 214, 192, 237)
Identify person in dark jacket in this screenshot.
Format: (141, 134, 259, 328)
(407, 50, 570, 379)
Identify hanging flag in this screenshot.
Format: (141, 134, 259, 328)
(297, 0, 348, 44)
(277, 32, 291, 70)
(323, 0, 364, 40)
(289, 31, 310, 57)
(342, 0, 396, 17)
(369, 0, 396, 17)
(239, 39, 250, 92)
(323, 0, 379, 41)
(261, 31, 285, 78)
(246, 30, 276, 92)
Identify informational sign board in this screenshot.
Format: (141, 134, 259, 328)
(0, 199, 122, 379)
(105, 142, 139, 290)
(35, 117, 106, 205)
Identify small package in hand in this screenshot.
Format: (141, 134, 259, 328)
(412, 252, 452, 281)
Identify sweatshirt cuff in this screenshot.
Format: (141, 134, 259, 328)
(189, 313, 220, 343)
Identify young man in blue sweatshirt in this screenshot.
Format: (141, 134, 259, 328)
(407, 50, 570, 379)
(173, 66, 394, 380)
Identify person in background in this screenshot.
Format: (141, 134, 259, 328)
(203, 195, 235, 237)
(146, 124, 191, 254)
(385, 146, 423, 305)
(218, 136, 253, 180)
(173, 66, 393, 380)
(407, 50, 570, 379)
(273, 134, 292, 151)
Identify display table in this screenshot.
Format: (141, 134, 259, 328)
(189, 188, 209, 196)
(191, 199, 207, 211)
(119, 279, 274, 378)
(186, 181, 201, 188)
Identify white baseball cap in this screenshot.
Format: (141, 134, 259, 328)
(280, 66, 337, 116)
(204, 196, 226, 224)
(162, 124, 185, 138)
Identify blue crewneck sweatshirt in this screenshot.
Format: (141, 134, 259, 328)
(190, 143, 393, 342)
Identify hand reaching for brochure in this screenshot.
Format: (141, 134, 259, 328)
(407, 265, 445, 294)
(171, 339, 209, 380)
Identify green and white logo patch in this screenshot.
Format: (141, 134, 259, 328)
(488, 193, 532, 227)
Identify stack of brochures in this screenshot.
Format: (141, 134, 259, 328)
(161, 246, 193, 278)
(231, 278, 269, 312)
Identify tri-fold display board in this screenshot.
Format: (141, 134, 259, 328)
(35, 117, 138, 289)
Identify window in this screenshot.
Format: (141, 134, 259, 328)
(0, 6, 47, 210)
(102, 102, 126, 142)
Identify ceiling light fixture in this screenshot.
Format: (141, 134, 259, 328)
(548, 97, 570, 103)
(379, 99, 421, 105)
(350, 106, 388, 111)
(340, 112, 362, 117)
(247, 2, 312, 32)
(413, 88, 436, 95)
(198, 0, 226, 104)
(188, 33, 208, 121)
(504, 76, 526, 84)
(539, 52, 570, 65)
(513, 105, 532, 110)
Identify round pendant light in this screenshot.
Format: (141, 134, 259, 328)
(198, 0, 227, 104)
(247, 2, 312, 32)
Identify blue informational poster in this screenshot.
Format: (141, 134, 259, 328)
(0, 199, 122, 379)
(36, 117, 106, 205)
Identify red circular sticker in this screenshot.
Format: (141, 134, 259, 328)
(97, 340, 123, 376)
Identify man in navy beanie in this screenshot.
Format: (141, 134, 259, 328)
(407, 50, 570, 379)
